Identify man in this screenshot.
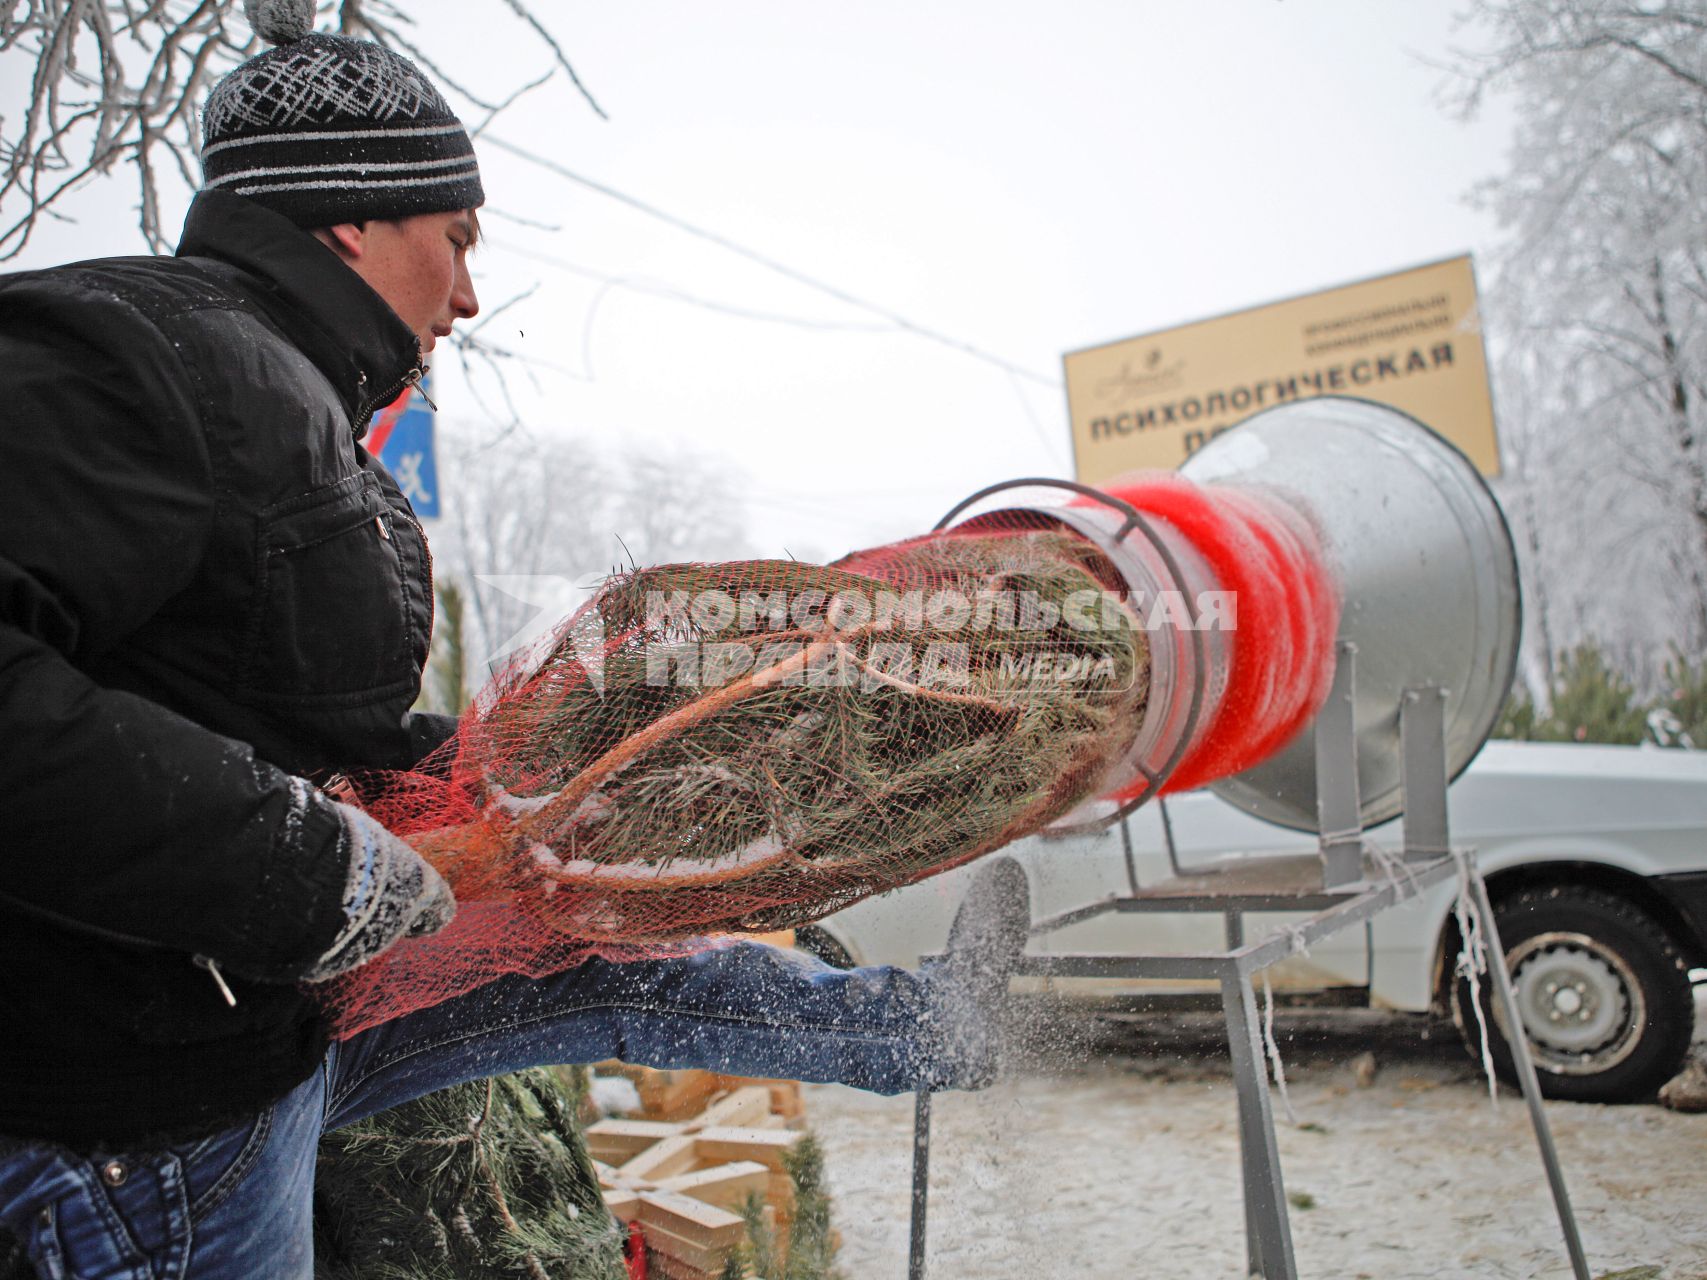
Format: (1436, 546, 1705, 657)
(0, 15, 1023, 1276)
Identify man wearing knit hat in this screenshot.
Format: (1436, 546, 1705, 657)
(0, 9, 1020, 1275)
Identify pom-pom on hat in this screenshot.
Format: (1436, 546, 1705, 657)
(200, 0, 484, 227)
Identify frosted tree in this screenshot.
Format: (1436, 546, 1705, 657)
(0, 0, 601, 258)
(1449, 1, 1707, 678)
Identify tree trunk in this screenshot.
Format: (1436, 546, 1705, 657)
(1650, 257, 1707, 647)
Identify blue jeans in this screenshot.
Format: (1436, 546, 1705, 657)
(0, 942, 957, 1279)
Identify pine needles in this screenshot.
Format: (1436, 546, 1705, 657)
(414, 530, 1149, 941)
(313, 1069, 627, 1280)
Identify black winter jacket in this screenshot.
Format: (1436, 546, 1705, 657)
(0, 191, 454, 1148)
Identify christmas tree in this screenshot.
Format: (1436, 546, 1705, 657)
(313, 1068, 628, 1280)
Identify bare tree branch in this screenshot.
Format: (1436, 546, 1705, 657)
(0, 0, 605, 259)
(492, 0, 605, 121)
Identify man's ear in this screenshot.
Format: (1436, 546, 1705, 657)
(312, 222, 367, 261)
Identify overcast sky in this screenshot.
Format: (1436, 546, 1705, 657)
(11, 1, 1517, 567)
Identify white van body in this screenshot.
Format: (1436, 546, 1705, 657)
(811, 741, 1707, 1097)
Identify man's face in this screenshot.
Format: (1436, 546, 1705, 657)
(334, 210, 481, 355)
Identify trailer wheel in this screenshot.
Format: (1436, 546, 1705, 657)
(1451, 884, 1695, 1103)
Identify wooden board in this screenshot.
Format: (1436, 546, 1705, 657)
(637, 1188, 746, 1250)
(692, 1126, 801, 1171)
(660, 1161, 770, 1213)
(592, 1061, 812, 1275)
(585, 1118, 679, 1164)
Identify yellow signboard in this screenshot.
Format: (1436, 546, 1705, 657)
(1064, 255, 1499, 483)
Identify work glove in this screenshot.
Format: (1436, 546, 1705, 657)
(301, 801, 457, 983)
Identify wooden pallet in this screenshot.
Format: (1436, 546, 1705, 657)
(590, 1066, 807, 1280)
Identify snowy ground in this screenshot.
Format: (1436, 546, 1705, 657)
(802, 991, 1707, 1280)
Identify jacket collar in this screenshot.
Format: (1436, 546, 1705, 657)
(175, 189, 422, 437)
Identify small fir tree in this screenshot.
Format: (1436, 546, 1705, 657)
(1532, 644, 1648, 745)
(1660, 648, 1707, 747)
(716, 1133, 846, 1280)
(417, 578, 472, 717)
(313, 1068, 628, 1280)
(1492, 685, 1539, 740)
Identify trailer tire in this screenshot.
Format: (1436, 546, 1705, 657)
(1451, 884, 1695, 1103)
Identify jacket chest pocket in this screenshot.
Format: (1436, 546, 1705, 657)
(237, 472, 421, 705)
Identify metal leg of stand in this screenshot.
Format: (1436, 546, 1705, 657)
(1465, 870, 1592, 1280)
(908, 1087, 932, 1280)
(1400, 688, 1450, 859)
(1221, 972, 1297, 1280)
(1315, 641, 1364, 889)
(1225, 910, 1245, 950)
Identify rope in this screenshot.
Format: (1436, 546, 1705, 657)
(1260, 970, 1299, 1126)
(1452, 849, 1500, 1105)
(1365, 837, 1423, 900)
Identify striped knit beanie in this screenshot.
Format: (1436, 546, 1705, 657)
(200, 0, 484, 227)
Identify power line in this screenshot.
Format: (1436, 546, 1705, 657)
(483, 133, 1068, 397)
(487, 235, 898, 333)
(477, 237, 1073, 468)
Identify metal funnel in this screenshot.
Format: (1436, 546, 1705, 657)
(1179, 396, 1521, 832)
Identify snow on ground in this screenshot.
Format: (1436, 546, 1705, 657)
(802, 992, 1707, 1279)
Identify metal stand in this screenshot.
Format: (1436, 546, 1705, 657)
(908, 1089, 931, 1280)
(908, 663, 1591, 1279)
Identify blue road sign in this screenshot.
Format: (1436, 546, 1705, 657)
(368, 380, 440, 518)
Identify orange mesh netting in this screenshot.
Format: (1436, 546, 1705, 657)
(325, 525, 1153, 1034)
(321, 476, 1338, 1036)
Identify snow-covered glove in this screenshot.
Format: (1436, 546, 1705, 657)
(301, 802, 457, 983)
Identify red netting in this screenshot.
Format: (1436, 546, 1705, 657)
(1094, 474, 1339, 796)
(323, 526, 1152, 1035)
(319, 476, 1337, 1035)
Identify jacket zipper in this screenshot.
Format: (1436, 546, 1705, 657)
(395, 507, 434, 576)
(353, 365, 411, 434)
(391, 504, 437, 644)
(356, 357, 440, 693)
(403, 364, 439, 410)
(193, 954, 239, 1007)
(353, 356, 434, 434)
(0, 888, 239, 1006)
